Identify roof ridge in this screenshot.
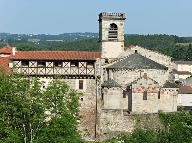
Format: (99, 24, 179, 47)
(16, 50, 101, 53)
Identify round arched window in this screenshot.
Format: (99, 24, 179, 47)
(108, 23, 118, 41)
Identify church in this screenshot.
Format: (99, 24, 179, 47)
(0, 12, 179, 139)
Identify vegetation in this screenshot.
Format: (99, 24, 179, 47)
(0, 71, 82, 143)
(1, 33, 192, 61)
(99, 112, 192, 143)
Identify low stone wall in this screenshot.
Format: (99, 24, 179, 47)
(97, 109, 162, 140)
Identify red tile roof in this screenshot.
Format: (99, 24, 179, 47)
(0, 45, 13, 54)
(0, 57, 10, 73)
(179, 86, 192, 94)
(10, 51, 101, 61)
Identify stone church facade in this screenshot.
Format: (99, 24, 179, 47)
(0, 12, 179, 140)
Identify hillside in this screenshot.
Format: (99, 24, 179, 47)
(0, 33, 192, 60)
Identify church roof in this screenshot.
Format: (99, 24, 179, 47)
(101, 79, 121, 88)
(9, 51, 101, 61)
(107, 53, 168, 70)
(163, 81, 179, 88)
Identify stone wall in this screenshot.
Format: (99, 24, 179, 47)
(178, 93, 192, 107)
(98, 109, 134, 139)
(177, 64, 192, 73)
(101, 41, 124, 59)
(97, 110, 162, 140)
(112, 69, 169, 87)
(102, 87, 128, 110)
(99, 17, 125, 59)
(159, 88, 178, 112)
(131, 78, 160, 113)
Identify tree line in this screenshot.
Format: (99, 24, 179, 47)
(1, 34, 192, 60)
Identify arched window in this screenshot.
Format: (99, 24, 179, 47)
(108, 23, 118, 41)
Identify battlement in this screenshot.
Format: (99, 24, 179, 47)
(99, 12, 126, 20)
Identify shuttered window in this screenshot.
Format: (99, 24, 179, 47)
(79, 80, 83, 90)
(158, 91, 161, 99)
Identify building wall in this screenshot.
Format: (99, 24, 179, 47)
(177, 64, 192, 73)
(159, 88, 178, 112)
(0, 53, 10, 57)
(178, 94, 192, 107)
(99, 19, 125, 42)
(102, 87, 128, 110)
(101, 41, 124, 59)
(98, 110, 161, 139)
(131, 80, 159, 114)
(98, 110, 134, 138)
(112, 69, 169, 87)
(99, 17, 125, 59)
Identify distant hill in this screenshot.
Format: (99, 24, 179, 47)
(0, 32, 99, 43)
(0, 33, 192, 61)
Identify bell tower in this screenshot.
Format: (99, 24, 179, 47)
(99, 12, 126, 59)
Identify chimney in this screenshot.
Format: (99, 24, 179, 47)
(12, 47, 16, 55)
(143, 73, 148, 80)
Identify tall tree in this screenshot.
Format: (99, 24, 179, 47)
(0, 74, 82, 143)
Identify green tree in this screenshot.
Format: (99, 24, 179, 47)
(186, 46, 192, 61)
(0, 74, 82, 143)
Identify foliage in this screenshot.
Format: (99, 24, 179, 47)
(0, 74, 82, 143)
(1, 33, 192, 60)
(100, 112, 192, 143)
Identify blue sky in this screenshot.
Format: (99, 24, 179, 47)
(0, 0, 191, 36)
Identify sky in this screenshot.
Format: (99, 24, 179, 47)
(0, 0, 192, 36)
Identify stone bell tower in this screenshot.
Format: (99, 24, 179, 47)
(99, 12, 126, 59)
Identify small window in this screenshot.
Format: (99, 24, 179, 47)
(37, 61, 46, 67)
(21, 60, 29, 67)
(71, 62, 78, 67)
(123, 90, 126, 98)
(54, 61, 62, 67)
(41, 81, 46, 89)
(158, 91, 160, 99)
(105, 59, 109, 64)
(87, 62, 94, 68)
(79, 80, 83, 90)
(143, 90, 147, 100)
